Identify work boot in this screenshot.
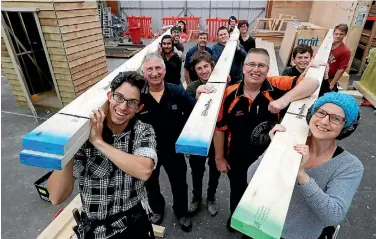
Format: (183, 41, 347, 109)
(188, 198, 201, 216)
(150, 213, 164, 225)
(207, 199, 218, 217)
(227, 217, 235, 233)
(178, 217, 192, 232)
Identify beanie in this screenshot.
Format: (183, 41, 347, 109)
(311, 92, 359, 128)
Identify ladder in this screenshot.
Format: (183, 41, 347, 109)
(102, 7, 113, 38)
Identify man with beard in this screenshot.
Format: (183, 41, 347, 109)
(238, 20, 255, 53)
(170, 25, 185, 56)
(47, 71, 158, 239)
(212, 26, 247, 85)
(138, 53, 195, 232)
(159, 35, 182, 85)
(213, 48, 319, 234)
(228, 16, 237, 34)
(184, 32, 213, 85)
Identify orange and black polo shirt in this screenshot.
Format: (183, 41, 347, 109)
(216, 76, 302, 164)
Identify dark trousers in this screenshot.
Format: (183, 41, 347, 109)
(319, 79, 338, 97)
(145, 152, 188, 219)
(111, 209, 154, 239)
(189, 146, 220, 201)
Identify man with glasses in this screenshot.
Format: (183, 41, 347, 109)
(213, 48, 319, 234)
(47, 71, 158, 239)
(138, 53, 195, 232)
(238, 20, 255, 53)
(184, 32, 213, 85)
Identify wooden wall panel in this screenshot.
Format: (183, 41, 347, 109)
(270, 1, 313, 22)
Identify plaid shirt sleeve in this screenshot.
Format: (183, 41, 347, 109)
(73, 143, 89, 179)
(133, 121, 158, 170)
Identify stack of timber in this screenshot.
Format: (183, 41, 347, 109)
(19, 29, 171, 170)
(104, 43, 145, 58)
(268, 1, 313, 23)
(256, 38, 279, 76)
(231, 29, 334, 238)
(37, 194, 166, 239)
(175, 27, 240, 156)
(370, 4, 376, 17)
(1, 0, 108, 107)
(251, 14, 297, 47)
(353, 47, 376, 107)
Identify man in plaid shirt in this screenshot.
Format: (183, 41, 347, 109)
(47, 71, 158, 239)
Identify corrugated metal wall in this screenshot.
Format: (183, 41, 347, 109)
(119, 1, 267, 33)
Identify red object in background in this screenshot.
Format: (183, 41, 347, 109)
(53, 208, 63, 220)
(206, 18, 228, 42)
(127, 16, 153, 38)
(162, 16, 201, 39)
(128, 27, 142, 44)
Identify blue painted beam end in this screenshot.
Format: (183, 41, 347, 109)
(22, 132, 69, 156)
(20, 150, 62, 170)
(175, 138, 209, 156)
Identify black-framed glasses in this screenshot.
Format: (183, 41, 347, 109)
(245, 62, 269, 70)
(112, 93, 140, 109)
(314, 108, 346, 125)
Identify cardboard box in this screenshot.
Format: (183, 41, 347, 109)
(279, 22, 328, 67)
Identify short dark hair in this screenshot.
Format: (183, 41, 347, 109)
(217, 26, 229, 35)
(245, 48, 270, 64)
(292, 44, 313, 59)
(110, 71, 145, 94)
(189, 51, 215, 71)
(228, 16, 237, 24)
(198, 32, 208, 38)
(334, 23, 348, 34)
(238, 20, 249, 28)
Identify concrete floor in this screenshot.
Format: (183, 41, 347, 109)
(1, 39, 376, 239)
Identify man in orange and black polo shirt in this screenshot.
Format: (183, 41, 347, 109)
(213, 48, 320, 233)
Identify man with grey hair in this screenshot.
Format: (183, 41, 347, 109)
(213, 48, 320, 234)
(137, 53, 196, 232)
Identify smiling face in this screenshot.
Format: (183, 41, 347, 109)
(218, 29, 229, 44)
(172, 30, 181, 42)
(107, 82, 142, 125)
(333, 29, 346, 43)
(197, 34, 208, 47)
(161, 37, 173, 54)
(143, 57, 166, 87)
(293, 52, 312, 71)
(239, 24, 248, 34)
(194, 59, 213, 81)
(309, 103, 346, 140)
(243, 53, 270, 86)
(229, 19, 236, 28)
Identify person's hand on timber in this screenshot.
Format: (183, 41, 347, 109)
(215, 156, 231, 173)
(268, 96, 290, 114)
(268, 124, 286, 140)
(294, 144, 311, 185)
(89, 108, 106, 145)
(195, 85, 214, 100)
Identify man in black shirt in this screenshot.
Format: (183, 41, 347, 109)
(159, 35, 182, 85)
(138, 53, 195, 232)
(238, 20, 256, 53)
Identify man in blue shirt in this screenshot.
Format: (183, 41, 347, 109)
(184, 32, 213, 85)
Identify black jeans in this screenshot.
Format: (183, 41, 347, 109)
(111, 209, 154, 239)
(145, 151, 188, 219)
(189, 145, 220, 201)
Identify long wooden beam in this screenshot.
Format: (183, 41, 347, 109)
(175, 27, 240, 156)
(20, 30, 172, 169)
(231, 29, 334, 239)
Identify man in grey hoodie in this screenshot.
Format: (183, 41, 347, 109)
(212, 26, 247, 85)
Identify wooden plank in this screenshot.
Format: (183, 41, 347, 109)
(39, 18, 59, 26)
(73, 66, 107, 86)
(63, 33, 103, 48)
(60, 91, 77, 98)
(55, 73, 72, 81)
(38, 11, 56, 19)
(46, 40, 64, 48)
(7, 78, 20, 86)
(57, 79, 74, 87)
(41, 26, 61, 34)
(75, 72, 109, 95)
(68, 51, 105, 68)
(62, 28, 102, 41)
(338, 72, 349, 90)
(265, 41, 279, 76)
(58, 85, 76, 93)
(2, 62, 14, 68)
(50, 55, 67, 62)
(66, 45, 104, 62)
(1, 56, 12, 63)
(1, 2, 54, 10)
(9, 83, 23, 92)
(51, 60, 69, 69)
(53, 67, 71, 75)
(56, 9, 98, 18)
(175, 27, 240, 156)
(58, 15, 99, 27)
(70, 56, 106, 74)
(2, 67, 16, 74)
(48, 48, 66, 55)
(44, 33, 62, 41)
(72, 62, 107, 81)
(53, 1, 97, 10)
(4, 72, 17, 80)
(65, 39, 104, 55)
(19, 29, 172, 168)
(60, 21, 101, 34)
(2, 50, 10, 57)
(231, 29, 334, 239)
(354, 81, 376, 107)
(279, 22, 298, 67)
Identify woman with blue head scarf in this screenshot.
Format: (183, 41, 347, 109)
(247, 92, 364, 239)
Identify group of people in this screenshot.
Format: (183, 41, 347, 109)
(46, 18, 363, 239)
